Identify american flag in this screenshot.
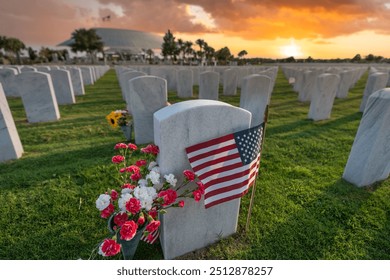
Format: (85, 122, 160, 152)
(141, 229, 159, 244)
(185, 123, 264, 208)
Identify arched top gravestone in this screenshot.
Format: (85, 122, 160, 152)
(16, 71, 60, 123)
(240, 74, 271, 127)
(129, 76, 168, 144)
(199, 71, 219, 100)
(154, 99, 252, 259)
(0, 84, 23, 162)
(343, 88, 390, 187)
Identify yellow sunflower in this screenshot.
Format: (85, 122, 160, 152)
(106, 111, 122, 128)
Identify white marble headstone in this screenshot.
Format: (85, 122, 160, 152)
(343, 88, 390, 186)
(49, 69, 75, 105)
(176, 69, 193, 98)
(222, 69, 238, 96)
(16, 72, 60, 123)
(360, 72, 388, 112)
(199, 71, 219, 100)
(308, 73, 340, 121)
(154, 99, 252, 259)
(240, 74, 271, 126)
(0, 84, 23, 162)
(128, 76, 168, 144)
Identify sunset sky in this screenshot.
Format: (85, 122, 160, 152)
(1, 0, 390, 59)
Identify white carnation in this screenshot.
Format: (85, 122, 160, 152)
(148, 161, 158, 170)
(146, 170, 160, 185)
(118, 193, 132, 212)
(95, 194, 111, 211)
(133, 186, 157, 211)
(138, 179, 148, 187)
(164, 174, 177, 187)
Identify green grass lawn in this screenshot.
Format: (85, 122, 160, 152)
(0, 67, 389, 260)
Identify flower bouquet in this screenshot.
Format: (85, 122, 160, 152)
(106, 110, 132, 141)
(95, 142, 204, 259)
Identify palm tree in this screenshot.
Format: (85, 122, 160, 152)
(238, 50, 248, 59)
(145, 49, 154, 64)
(2, 37, 25, 64)
(195, 38, 205, 61)
(184, 41, 193, 63)
(70, 28, 104, 64)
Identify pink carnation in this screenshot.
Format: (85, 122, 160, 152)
(114, 212, 128, 226)
(120, 220, 138, 241)
(158, 189, 177, 206)
(128, 143, 137, 151)
(112, 155, 125, 164)
(146, 220, 160, 233)
(135, 159, 147, 167)
(141, 144, 159, 155)
(148, 208, 158, 219)
(192, 189, 202, 202)
(111, 189, 118, 200)
(100, 203, 115, 218)
(126, 165, 140, 174)
(114, 143, 128, 149)
(183, 170, 196, 181)
(126, 197, 141, 215)
(130, 172, 141, 181)
(196, 181, 205, 195)
(100, 239, 121, 257)
(121, 183, 136, 189)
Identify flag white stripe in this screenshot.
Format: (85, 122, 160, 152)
(195, 157, 242, 177)
(205, 158, 259, 193)
(200, 162, 250, 184)
(186, 138, 236, 158)
(205, 160, 260, 205)
(189, 148, 239, 168)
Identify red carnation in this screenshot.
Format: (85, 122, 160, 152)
(126, 197, 141, 215)
(120, 221, 138, 241)
(128, 143, 137, 151)
(100, 203, 114, 218)
(135, 159, 147, 167)
(137, 214, 145, 225)
(126, 165, 140, 174)
(130, 172, 141, 181)
(114, 143, 128, 149)
(183, 170, 196, 181)
(114, 212, 128, 226)
(100, 239, 121, 257)
(111, 189, 118, 200)
(196, 181, 205, 195)
(178, 200, 185, 208)
(148, 208, 158, 219)
(112, 155, 125, 164)
(121, 183, 136, 189)
(158, 189, 177, 206)
(141, 144, 159, 155)
(146, 220, 160, 233)
(192, 189, 202, 202)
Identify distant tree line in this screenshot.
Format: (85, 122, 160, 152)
(160, 29, 248, 65)
(1, 29, 389, 65)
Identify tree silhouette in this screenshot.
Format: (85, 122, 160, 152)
(70, 28, 103, 64)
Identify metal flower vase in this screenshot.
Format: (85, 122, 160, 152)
(108, 214, 145, 260)
(120, 123, 132, 142)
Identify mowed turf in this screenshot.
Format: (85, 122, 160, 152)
(0, 67, 389, 260)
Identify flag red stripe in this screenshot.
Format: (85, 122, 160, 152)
(192, 153, 240, 173)
(204, 166, 258, 198)
(204, 158, 258, 190)
(205, 193, 245, 209)
(199, 162, 243, 181)
(188, 143, 237, 163)
(185, 134, 234, 154)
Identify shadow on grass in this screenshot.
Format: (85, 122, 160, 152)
(0, 141, 119, 189)
(242, 179, 389, 259)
